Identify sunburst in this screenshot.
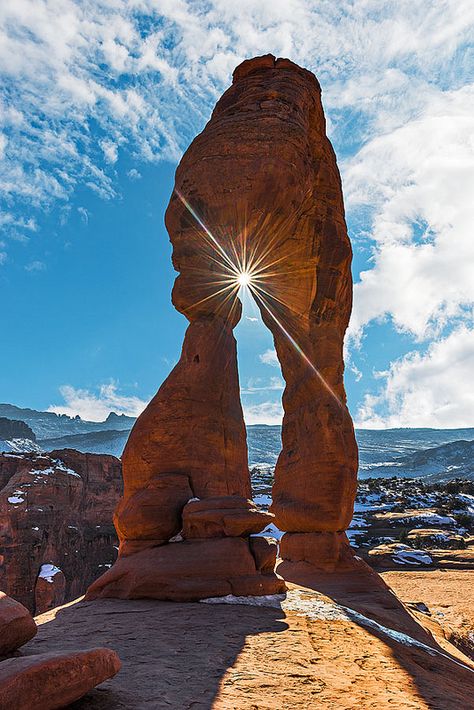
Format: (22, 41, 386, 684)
(174, 190, 344, 407)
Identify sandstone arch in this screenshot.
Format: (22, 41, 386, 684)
(87, 54, 358, 601)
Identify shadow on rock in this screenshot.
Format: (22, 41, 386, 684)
(23, 597, 289, 709)
(279, 559, 474, 710)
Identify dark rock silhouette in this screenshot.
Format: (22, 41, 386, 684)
(0, 417, 36, 443)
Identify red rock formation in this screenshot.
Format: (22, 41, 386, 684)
(166, 53, 358, 563)
(0, 593, 36, 656)
(114, 472, 192, 545)
(182, 496, 274, 539)
(0, 450, 122, 612)
(122, 318, 250, 503)
(86, 536, 284, 602)
(34, 565, 67, 616)
(91, 53, 357, 598)
(279, 532, 357, 573)
(0, 648, 121, 709)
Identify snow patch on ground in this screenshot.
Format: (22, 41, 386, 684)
(7, 492, 25, 504)
(458, 494, 474, 514)
(201, 594, 285, 608)
(200, 589, 473, 672)
(390, 545, 433, 566)
(53, 459, 81, 477)
(0, 438, 42, 453)
(29, 463, 81, 479)
(397, 513, 456, 527)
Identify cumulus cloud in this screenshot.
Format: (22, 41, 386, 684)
(1, 1, 472, 246)
(355, 326, 474, 429)
(346, 83, 474, 343)
(259, 348, 280, 367)
(127, 168, 142, 180)
(48, 383, 149, 422)
(243, 400, 283, 426)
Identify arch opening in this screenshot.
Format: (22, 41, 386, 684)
(234, 282, 283, 514)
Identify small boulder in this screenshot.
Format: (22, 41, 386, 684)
(115, 472, 192, 542)
(0, 592, 37, 657)
(0, 647, 121, 709)
(182, 496, 274, 539)
(249, 536, 278, 573)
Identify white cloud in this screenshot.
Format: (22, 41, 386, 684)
(48, 383, 149, 422)
(127, 168, 141, 180)
(241, 376, 284, 394)
(349, 363, 362, 382)
(356, 326, 474, 429)
(100, 139, 118, 164)
(346, 83, 474, 343)
(24, 260, 45, 272)
(259, 348, 279, 367)
(1, 0, 472, 252)
(0, 133, 7, 158)
(77, 206, 88, 224)
(243, 400, 283, 425)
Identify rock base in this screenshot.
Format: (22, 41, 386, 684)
(85, 536, 286, 602)
(279, 532, 361, 573)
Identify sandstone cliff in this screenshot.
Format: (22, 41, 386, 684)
(0, 449, 122, 613)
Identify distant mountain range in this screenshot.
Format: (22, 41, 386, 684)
(364, 439, 474, 482)
(38, 429, 130, 458)
(0, 403, 135, 439)
(0, 403, 473, 481)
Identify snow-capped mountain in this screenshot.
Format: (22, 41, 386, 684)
(1, 404, 474, 481)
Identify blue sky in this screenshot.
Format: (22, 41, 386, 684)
(1, 1, 473, 427)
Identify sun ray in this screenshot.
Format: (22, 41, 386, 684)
(172, 191, 342, 409)
(249, 284, 344, 408)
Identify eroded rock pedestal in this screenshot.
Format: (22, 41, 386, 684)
(88, 54, 358, 601)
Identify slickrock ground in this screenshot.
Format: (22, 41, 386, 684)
(381, 569, 474, 659)
(23, 571, 474, 709)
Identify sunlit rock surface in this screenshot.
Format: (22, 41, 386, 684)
(92, 54, 358, 600)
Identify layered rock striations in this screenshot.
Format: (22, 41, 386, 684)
(89, 54, 358, 600)
(0, 449, 122, 613)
